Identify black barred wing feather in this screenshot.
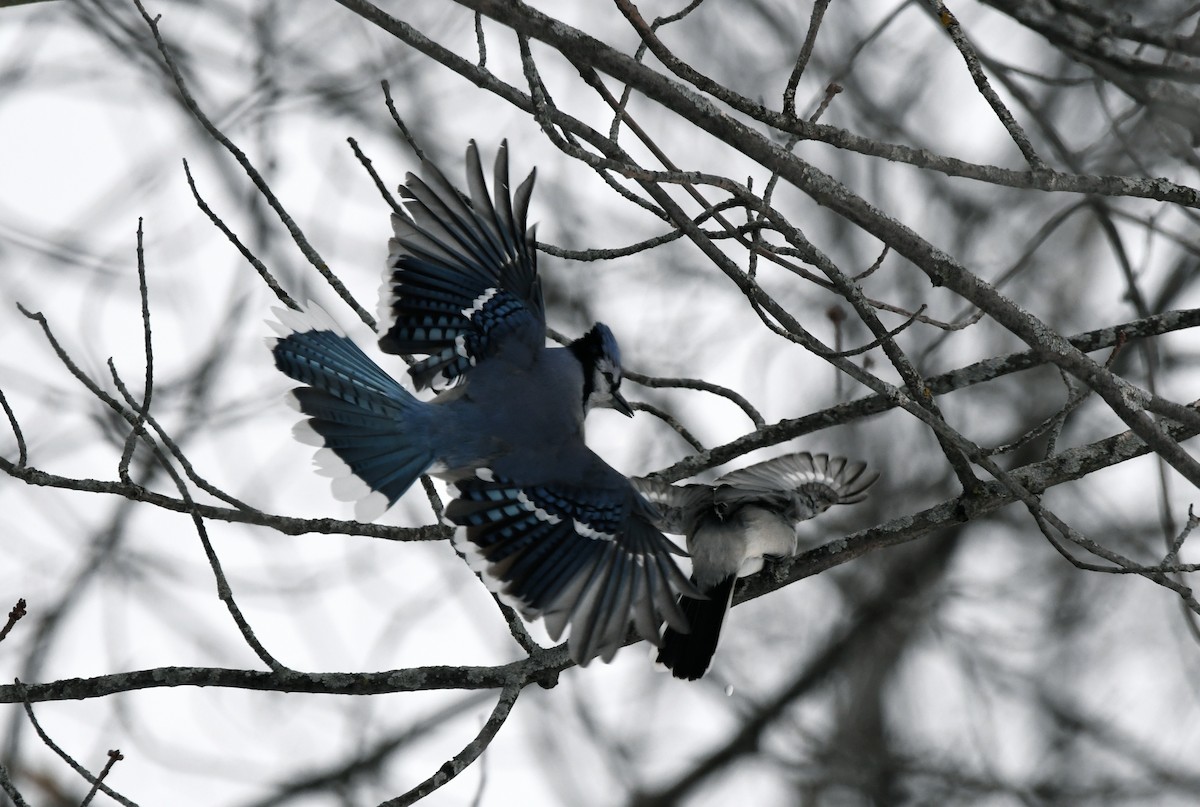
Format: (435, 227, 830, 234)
(629, 477, 714, 535)
(714, 452, 879, 522)
(445, 472, 696, 665)
(379, 140, 545, 390)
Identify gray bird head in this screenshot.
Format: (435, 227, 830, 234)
(569, 322, 634, 417)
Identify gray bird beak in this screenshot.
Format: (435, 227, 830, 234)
(610, 390, 635, 417)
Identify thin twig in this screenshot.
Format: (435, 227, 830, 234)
(14, 680, 140, 807)
(183, 159, 297, 310)
(381, 80, 427, 161)
(347, 136, 403, 215)
(0, 386, 26, 470)
(854, 245, 889, 281)
(625, 370, 765, 430)
(382, 681, 522, 806)
(0, 599, 26, 644)
(131, 0, 371, 325)
(1163, 505, 1199, 569)
(926, 0, 1045, 170)
(20, 289, 259, 519)
(474, 10, 487, 67)
(608, 0, 708, 140)
(485, 594, 541, 656)
(537, 228, 687, 261)
(118, 218, 153, 483)
(0, 761, 31, 807)
(980, 367, 1079, 458)
(862, 295, 981, 331)
(808, 82, 841, 123)
(632, 400, 706, 452)
(79, 750, 126, 807)
(821, 305, 927, 359)
(783, 0, 831, 118)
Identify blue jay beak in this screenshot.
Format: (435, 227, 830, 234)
(610, 390, 635, 417)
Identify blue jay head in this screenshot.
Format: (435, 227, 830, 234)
(570, 322, 634, 417)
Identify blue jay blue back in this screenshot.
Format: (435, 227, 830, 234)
(635, 453, 878, 680)
(269, 141, 695, 665)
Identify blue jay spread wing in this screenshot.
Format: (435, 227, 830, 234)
(446, 470, 697, 665)
(643, 452, 879, 680)
(269, 303, 437, 522)
(378, 140, 546, 390)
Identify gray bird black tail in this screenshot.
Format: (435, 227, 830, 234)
(656, 575, 736, 681)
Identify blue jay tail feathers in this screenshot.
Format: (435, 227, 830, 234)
(446, 470, 698, 665)
(379, 140, 546, 391)
(269, 302, 436, 522)
(656, 574, 735, 681)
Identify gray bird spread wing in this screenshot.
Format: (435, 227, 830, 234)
(715, 451, 878, 520)
(630, 477, 714, 535)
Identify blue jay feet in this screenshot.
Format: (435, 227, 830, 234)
(635, 452, 879, 680)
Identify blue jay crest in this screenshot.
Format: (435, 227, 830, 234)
(269, 141, 694, 665)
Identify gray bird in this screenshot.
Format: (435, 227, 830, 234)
(634, 452, 878, 680)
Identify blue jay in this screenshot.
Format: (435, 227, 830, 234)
(634, 452, 878, 680)
(268, 142, 696, 665)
